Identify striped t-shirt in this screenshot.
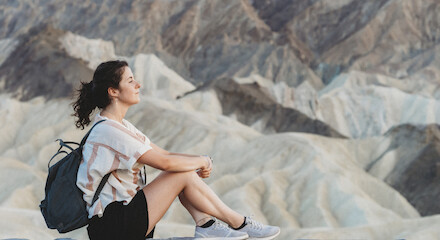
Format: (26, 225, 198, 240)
(76, 113, 152, 218)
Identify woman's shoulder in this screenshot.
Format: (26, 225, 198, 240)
(97, 119, 147, 142)
(96, 120, 128, 135)
(85, 120, 124, 140)
(121, 118, 138, 132)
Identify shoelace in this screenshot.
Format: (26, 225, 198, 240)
(212, 218, 230, 230)
(246, 216, 264, 231)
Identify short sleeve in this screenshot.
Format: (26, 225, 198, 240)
(87, 120, 152, 170)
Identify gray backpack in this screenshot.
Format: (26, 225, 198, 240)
(40, 120, 110, 233)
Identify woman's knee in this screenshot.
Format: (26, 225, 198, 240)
(180, 170, 199, 183)
(161, 170, 198, 184)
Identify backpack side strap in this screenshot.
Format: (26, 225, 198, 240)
(48, 120, 106, 169)
(48, 150, 69, 169)
(55, 139, 76, 152)
(91, 172, 111, 206)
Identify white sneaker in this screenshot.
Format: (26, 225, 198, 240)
(236, 216, 280, 240)
(194, 218, 249, 239)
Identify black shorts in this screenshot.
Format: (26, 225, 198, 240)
(87, 190, 154, 240)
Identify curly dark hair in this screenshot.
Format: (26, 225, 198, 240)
(72, 60, 128, 129)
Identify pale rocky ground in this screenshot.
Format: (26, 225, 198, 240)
(0, 32, 440, 239)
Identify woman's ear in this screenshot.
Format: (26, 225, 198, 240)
(107, 87, 119, 98)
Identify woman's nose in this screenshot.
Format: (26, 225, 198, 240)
(136, 81, 141, 88)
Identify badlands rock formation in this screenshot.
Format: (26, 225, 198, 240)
(1, 91, 440, 239)
(0, 24, 93, 101)
(315, 71, 440, 138)
(2, 0, 439, 86)
(0, 0, 440, 239)
(181, 76, 345, 137)
(366, 124, 440, 217)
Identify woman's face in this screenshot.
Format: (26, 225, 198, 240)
(115, 66, 141, 106)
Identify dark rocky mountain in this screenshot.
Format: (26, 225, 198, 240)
(0, 24, 92, 100)
(3, 0, 438, 90)
(185, 77, 345, 137)
(370, 124, 440, 216)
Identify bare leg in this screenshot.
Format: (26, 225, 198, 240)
(143, 171, 244, 235)
(178, 192, 212, 226)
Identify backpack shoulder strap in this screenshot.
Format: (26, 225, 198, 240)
(81, 119, 108, 206)
(80, 119, 106, 146)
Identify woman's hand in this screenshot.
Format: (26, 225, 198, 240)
(198, 166, 211, 178)
(198, 155, 213, 178)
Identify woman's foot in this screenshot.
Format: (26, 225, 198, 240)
(234, 216, 280, 240)
(194, 218, 249, 239)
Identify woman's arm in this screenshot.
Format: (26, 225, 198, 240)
(170, 152, 202, 157)
(150, 142, 203, 158)
(138, 146, 211, 172)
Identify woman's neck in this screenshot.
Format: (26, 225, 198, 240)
(100, 103, 128, 124)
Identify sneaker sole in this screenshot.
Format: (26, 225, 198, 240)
(248, 229, 281, 240)
(194, 236, 248, 240)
